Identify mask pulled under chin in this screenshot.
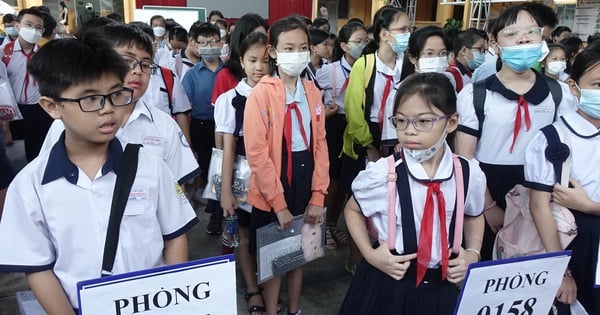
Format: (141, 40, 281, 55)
(405, 131, 448, 163)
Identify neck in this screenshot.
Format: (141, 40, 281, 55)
(120, 101, 137, 128)
(457, 56, 470, 72)
(419, 145, 446, 179)
(344, 54, 356, 67)
(19, 38, 34, 52)
(279, 71, 298, 93)
(498, 65, 533, 80)
(246, 77, 258, 88)
(377, 45, 397, 67)
(156, 36, 164, 43)
(310, 54, 321, 68)
(64, 132, 110, 180)
(544, 72, 558, 80)
(184, 47, 200, 64)
(204, 59, 220, 71)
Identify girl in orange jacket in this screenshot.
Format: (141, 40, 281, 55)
(243, 16, 329, 315)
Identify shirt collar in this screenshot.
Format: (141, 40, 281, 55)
(235, 79, 253, 97)
(126, 100, 154, 125)
(453, 61, 470, 76)
(375, 50, 403, 77)
(561, 111, 600, 139)
(341, 57, 352, 73)
(284, 77, 306, 105)
(487, 70, 549, 105)
(42, 132, 124, 185)
(403, 143, 454, 182)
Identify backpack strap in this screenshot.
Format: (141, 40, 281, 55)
(160, 66, 175, 112)
(541, 124, 571, 186)
(447, 65, 463, 93)
(101, 143, 142, 277)
(362, 54, 376, 122)
(544, 76, 562, 121)
(472, 79, 487, 139)
(385, 155, 398, 250)
(2, 41, 14, 66)
(449, 155, 469, 254)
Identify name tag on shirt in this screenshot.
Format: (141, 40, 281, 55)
(128, 187, 148, 201)
(532, 104, 552, 114)
(142, 135, 165, 147)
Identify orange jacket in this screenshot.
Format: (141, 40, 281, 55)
(243, 76, 329, 212)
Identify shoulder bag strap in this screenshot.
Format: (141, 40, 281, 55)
(451, 154, 465, 254)
(101, 143, 142, 277)
(472, 80, 487, 138)
(386, 155, 397, 250)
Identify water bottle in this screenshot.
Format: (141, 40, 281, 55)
(221, 215, 240, 248)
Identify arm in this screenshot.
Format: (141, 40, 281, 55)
(27, 270, 75, 315)
(243, 83, 290, 227)
(344, 197, 416, 280)
(220, 133, 237, 216)
(447, 215, 484, 283)
(530, 189, 577, 304)
(174, 112, 191, 145)
(163, 234, 188, 265)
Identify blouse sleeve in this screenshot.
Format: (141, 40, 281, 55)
(524, 130, 556, 192)
(352, 157, 394, 218)
(457, 83, 480, 137)
(464, 158, 486, 217)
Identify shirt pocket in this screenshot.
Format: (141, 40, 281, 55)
(120, 201, 161, 250)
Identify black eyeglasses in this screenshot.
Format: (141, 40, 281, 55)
(53, 89, 134, 112)
(121, 56, 157, 74)
(388, 114, 449, 131)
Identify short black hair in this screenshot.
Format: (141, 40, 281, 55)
(453, 28, 485, 55)
(106, 13, 122, 22)
(312, 17, 329, 30)
(309, 28, 329, 46)
(129, 21, 154, 40)
(524, 2, 558, 28)
(149, 15, 165, 26)
(41, 12, 57, 38)
(169, 26, 188, 43)
(17, 7, 44, 22)
(552, 26, 572, 39)
(2, 14, 16, 24)
(101, 23, 154, 58)
(394, 72, 457, 115)
(570, 42, 600, 84)
(28, 32, 129, 98)
(75, 17, 116, 37)
(193, 22, 219, 40)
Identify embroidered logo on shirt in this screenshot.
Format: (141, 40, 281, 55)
(316, 104, 322, 122)
(175, 182, 188, 204)
(142, 135, 165, 146)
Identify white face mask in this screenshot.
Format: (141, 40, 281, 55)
(153, 26, 166, 37)
(276, 51, 310, 77)
(219, 29, 227, 39)
(546, 61, 566, 76)
(405, 131, 448, 163)
(417, 56, 448, 73)
(537, 40, 550, 62)
(18, 27, 42, 44)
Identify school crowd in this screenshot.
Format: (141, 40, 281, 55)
(0, 2, 599, 315)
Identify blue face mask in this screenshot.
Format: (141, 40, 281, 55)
(468, 51, 485, 70)
(576, 84, 600, 119)
(500, 43, 542, 72)
(389, 32, 410, 54)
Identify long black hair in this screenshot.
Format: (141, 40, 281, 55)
(362, 5, 407, 55)
(223, 13, 269, 81)
(332, 21, 367, 62)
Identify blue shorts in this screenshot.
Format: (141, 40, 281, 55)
(0, 126, 16, 189)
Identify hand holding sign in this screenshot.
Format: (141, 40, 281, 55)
(365, 242, 416, 281)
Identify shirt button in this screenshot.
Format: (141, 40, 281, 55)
(301, 163, 305, 167)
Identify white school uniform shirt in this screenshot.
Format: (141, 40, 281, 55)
(457, 72, 578, 165)
(315, 56, 352, 115)
(369, 51, 403, 123)
(214, 79, 252, 136)
(0, 136, 199, 308)
(5, 39, 40, 104)
(166, 50, 196, 81)
(352, 144, 486, 267)
(141, 68, 192, 116)
(524, 111, 600, 201)
(41, 101, 200, 183)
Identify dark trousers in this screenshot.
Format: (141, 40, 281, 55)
(190, 118, 215, 182)
(17, 104, 53, 162)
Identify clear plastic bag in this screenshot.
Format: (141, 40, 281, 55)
(0, 79, 22, 121)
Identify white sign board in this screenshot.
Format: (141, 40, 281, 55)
(455, 251, 571, 315)
(133, 6, 206, 31)
(77, 255, 236, 315)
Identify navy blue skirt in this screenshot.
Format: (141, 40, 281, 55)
(339, 258, 458, 315)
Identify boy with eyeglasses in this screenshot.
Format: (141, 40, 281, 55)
(182, 22, 224, 234)
(41, 23, 200, 186)
(0, 33, 198, 314)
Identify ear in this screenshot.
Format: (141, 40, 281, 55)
(567, 79, 581, 99)
(408, 54, 418, 66)
(492, 41, 500, 56)
(446, 112, 459, 133)
(268, 44, 277, 60)
(340, 42, 350, 54)
(379, 29, 390, 43)
(39, 96, 62, 120)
